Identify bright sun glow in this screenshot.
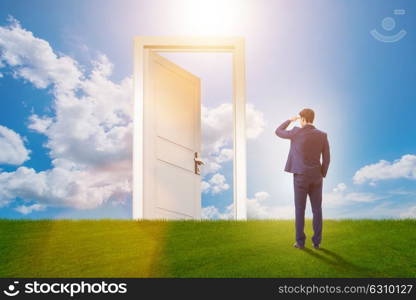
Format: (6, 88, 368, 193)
(178, 0, 250, 35)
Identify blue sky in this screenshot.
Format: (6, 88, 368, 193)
(0, 0, 415, 219)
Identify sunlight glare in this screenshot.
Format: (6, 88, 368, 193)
(178, 0, 250, 35)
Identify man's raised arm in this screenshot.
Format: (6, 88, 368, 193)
(275, 116, 299, 139)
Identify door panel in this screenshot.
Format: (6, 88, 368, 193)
(154, 61, 197, 149)
(144, 52, 201, 219)
(156, 137, 194, 172)
(155, 160, 195, 218)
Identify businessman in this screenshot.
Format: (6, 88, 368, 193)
(275, 108, 330, 249)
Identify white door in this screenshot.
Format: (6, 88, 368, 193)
(143, 51, 202, 219)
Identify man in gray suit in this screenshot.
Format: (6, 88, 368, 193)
(275, 108, 330, 249)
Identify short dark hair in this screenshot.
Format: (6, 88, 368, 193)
(299, 108, 315, 123)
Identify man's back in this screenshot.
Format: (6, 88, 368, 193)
(275, 109, 330, 249)
(275, 120, 330, 178)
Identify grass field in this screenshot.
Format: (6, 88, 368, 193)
(0, 219, 415, 278)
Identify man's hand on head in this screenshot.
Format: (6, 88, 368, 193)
(290, 116, 300, 122)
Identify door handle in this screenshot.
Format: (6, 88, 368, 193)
(194, 152, 205, 175)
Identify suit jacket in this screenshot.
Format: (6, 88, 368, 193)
(275, 120, 330, 178)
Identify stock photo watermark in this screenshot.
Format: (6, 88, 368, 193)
(370, 9, 407, 43)
(2, 280, 128, 297)
(3, 281, 20, 297)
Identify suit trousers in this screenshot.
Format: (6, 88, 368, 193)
(293, 173, 323, 246)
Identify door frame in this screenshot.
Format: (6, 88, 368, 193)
(133, 36, 247, 220)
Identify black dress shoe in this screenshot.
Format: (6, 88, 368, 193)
(293, 243, 305, 249)
(313, 244, 320, 249)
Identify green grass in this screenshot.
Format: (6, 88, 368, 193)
(0, 219, 415, 277)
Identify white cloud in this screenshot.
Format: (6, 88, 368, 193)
(353, 154, 416, 185)
(322, 157, 416, 216)
(247, 191, 273, 219)
(200, 103, 265, 193)
(0, 18, 132, 210)
(325, 183, 386, 206)
(201, 161, 222, 175)
(246, 104, 266, 139)
(15, 203, 46, 215)
(0, 125, 30, 165)
(247, 191, 294, 219)
(201, 204, 233, 220)
(0, 16, 82, 93)
(202, 173, 230, 194)
(201, 103, 265, 176)
(201, 198, 294, 220)
(0, 164, 130, 210)
(28, 114, 53, 133)
(333, 182, 347, 193)
(216, 148, 233, 163)
(202, 191, 295, 220)
(400, 206, 416, 219)
(343, 192, 385, 203)
(330, 201, 412, 219)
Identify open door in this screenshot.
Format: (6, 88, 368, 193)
(143, 51, 202, 219)
(134, 37, 247, 220)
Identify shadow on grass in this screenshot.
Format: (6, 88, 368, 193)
(302, 247, 376, 276)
